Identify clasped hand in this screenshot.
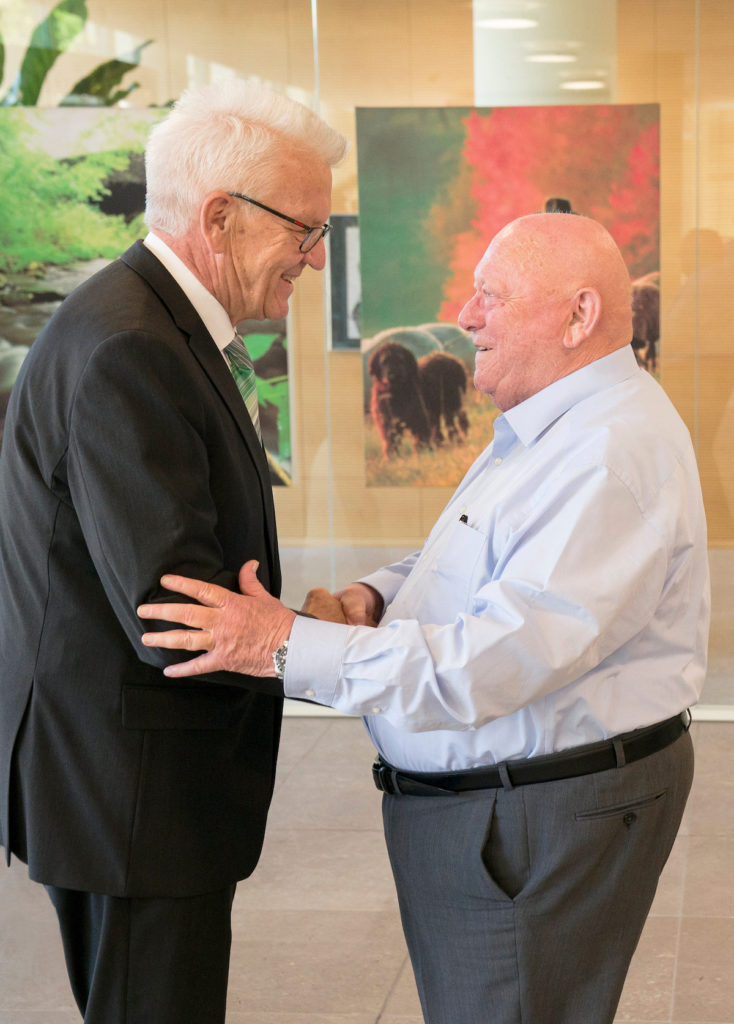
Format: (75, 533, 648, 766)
(137, 560, 381, 678)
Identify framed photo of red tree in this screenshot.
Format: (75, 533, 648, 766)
(356, 103, 659, 487)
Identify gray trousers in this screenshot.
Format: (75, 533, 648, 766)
(383, 730, 693, 1024)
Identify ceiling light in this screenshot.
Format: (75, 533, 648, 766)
(526, 53, 577, 63)
(476, 18, 538, 29)
(560, 79, 606, 90)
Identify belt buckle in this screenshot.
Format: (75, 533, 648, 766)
(372, 758, 397, 795)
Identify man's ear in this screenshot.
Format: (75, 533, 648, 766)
(565, 287, 601, 349)
(200, 192, 236, 253)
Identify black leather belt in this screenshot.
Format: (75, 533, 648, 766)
(372, 710, 691, 796)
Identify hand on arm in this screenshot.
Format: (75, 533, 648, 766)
(139, 565, 384, 680)
(138, 560, 295, 678)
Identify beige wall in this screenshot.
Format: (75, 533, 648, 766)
(619, 0, 734, 545)
(1, 0, 731, 545)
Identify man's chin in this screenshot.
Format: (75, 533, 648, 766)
(473, 372, 501, 407)
(266, 288, 294, 321)
(266, 302, 290, 322)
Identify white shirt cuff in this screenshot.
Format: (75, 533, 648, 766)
(284, 614, 350, 707)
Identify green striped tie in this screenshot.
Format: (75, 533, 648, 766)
(225, 334, 262, 439)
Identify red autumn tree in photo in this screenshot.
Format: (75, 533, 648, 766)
(434, 104, 659, 321)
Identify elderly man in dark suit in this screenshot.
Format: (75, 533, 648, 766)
(0, 80, 346, 1024)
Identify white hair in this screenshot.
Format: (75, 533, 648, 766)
(144, 79, 348, 236)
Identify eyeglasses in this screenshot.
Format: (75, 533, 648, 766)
(228, 191, 331, 253)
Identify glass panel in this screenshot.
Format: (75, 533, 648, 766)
(470, 0, 733, 708)
(617, 0, 734, 705)
(0, 0, 729, 706)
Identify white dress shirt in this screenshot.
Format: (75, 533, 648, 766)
(143, 232, 234, 355)
(286, 346, 710, 771)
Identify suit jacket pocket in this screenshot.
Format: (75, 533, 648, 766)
(122, 684, 237, 730)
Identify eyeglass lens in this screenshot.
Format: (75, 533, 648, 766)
(300, 224, 330, 253)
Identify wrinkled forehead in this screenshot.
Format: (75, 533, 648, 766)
(267, 146, 333, 220)
(474, 223, 549, 289)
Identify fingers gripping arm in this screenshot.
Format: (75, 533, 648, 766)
(139, 560, 296, 678)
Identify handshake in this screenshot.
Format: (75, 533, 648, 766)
(299, 582, 383, 628)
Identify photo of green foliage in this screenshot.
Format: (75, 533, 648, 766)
(0, 106, 295, 484)
(0, 108, 156, 272)
(0, 0, 151, 107)
(0, 107, 161, 446)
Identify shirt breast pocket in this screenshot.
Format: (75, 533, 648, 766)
(430, 520, 488, 614)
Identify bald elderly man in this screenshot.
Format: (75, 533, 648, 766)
(140, 213, 710, 1024)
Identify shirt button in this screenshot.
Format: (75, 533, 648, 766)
(494, 456, 503, 465)
(305, 688, 316, 698)
(371, 706, 382, 714)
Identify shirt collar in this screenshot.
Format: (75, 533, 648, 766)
(500, 346, 641, 449)
(143, 232, 235, 353)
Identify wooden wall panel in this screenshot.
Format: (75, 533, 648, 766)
(618, 0, 734, 544)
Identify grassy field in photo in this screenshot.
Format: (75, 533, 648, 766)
(364, 391, 500, 487)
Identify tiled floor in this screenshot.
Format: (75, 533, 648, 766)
(1, 716, 732, 1024)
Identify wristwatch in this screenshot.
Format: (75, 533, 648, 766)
(272, 639, 289, 680)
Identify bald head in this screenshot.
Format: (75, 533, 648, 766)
(458, 214, 634, 410)
(493, 213, 633, 347)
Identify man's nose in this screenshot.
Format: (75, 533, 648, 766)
(458, 294, 480, 331)
(304, 237, 327, 271)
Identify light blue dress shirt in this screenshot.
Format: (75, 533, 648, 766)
(286, 346, 710, 772)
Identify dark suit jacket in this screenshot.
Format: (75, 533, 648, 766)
(0, 241, 285, 898)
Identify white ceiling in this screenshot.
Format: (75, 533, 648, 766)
(472, 0, 618, 106)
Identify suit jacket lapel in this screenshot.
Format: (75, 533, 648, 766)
(119, 241, 280, 584)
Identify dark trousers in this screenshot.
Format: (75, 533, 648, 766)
(383, 730, 694, 1024)
(45, 883, 237, 1024)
